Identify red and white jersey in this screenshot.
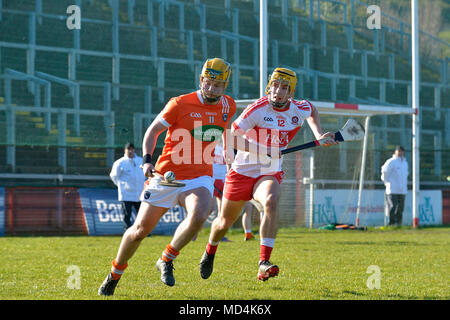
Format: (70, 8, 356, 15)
(231, 96, 312, 177)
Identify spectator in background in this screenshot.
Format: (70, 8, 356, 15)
(110, 143, 147, 230)
(381, 145, 408, 226)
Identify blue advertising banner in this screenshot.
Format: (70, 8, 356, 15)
(0, 187, 4, 236)
(78, 188, 187, 236)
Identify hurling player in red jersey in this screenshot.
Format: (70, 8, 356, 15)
(199, 67, 338, 281)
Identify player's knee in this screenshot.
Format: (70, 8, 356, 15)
(130, 224, 150, 241)
(189, 211, 209, 229)
(217, 215, 234, 230)
(262, 194, 279, 213)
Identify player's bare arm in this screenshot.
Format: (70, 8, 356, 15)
(141, 119, 168, 177)
(229, 126, 281, 159)
(222, 122, 235, 169)
(306, 104, 338, 146)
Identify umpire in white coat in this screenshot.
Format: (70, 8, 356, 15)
(381, 146, 408, 226)
(110, 143, 147, 230)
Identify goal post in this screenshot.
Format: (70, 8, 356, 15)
(235, 99, 416, 228)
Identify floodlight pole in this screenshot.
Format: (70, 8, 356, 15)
(260, 0, 268, 97)
(411, 0, 420, 228)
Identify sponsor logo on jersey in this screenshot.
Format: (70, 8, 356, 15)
(190, 112, 202, 118)
(191, 125, 224, 141)
(265, 131, 290, 146)
(222, 113, 228, 121)
(264, 116, 274, 122)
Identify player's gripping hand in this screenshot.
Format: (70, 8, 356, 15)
(263, 146, 281, 162)
(223, 147, 235, 165)
(318, 132, 338, 147)
(267, 147, 281, 159)
(141, 163, 155, 178)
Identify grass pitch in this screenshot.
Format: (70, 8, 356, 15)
(0, 227, 449, 300)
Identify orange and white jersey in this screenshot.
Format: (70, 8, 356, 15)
(154, 90, 236, 180)
(231, 96, 312, 177)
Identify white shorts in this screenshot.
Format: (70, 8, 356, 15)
(140, 175, 214, 208)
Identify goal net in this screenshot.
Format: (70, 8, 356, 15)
(235, 99, 415, 229)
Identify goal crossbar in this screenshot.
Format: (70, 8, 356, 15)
(236, 99, 416, 116)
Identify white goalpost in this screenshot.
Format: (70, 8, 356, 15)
(307, 101, 416, 228)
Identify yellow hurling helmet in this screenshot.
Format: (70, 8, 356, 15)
(200, 58, 231, 88)
(265, 67, 297, 95)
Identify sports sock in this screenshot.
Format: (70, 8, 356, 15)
(260, 238, 275, 262)
(161, 244, 179, 262)
(111, 259, 128, 280)
(206, 239, 220, 255)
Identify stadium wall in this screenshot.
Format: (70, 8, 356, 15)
(0, 187, 4, 236)
(0, 187, 448, 235)
(443, 190, 450, 225)
(0, 187, 186, 236)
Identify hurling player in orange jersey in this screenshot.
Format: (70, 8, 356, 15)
(199, 67, 338, 282)
(99, 58, 236, 295)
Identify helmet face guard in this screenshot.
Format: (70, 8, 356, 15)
(200, 58, 231, 103)
(265, 68, 297, 108)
